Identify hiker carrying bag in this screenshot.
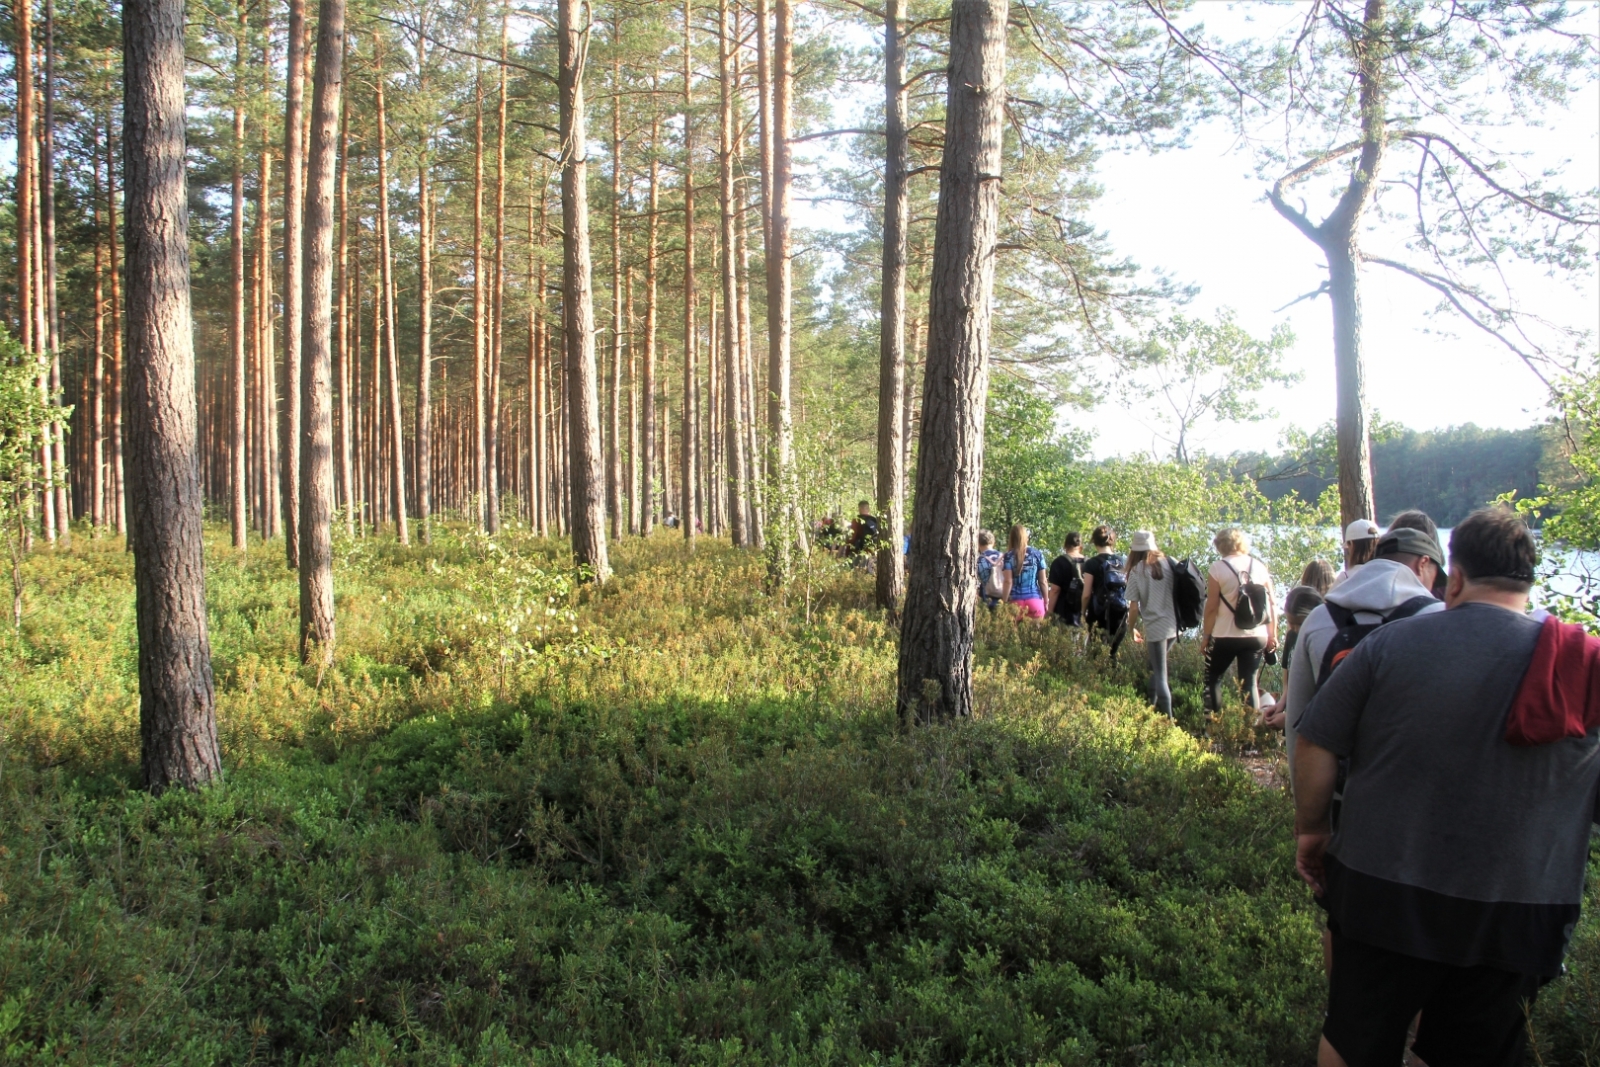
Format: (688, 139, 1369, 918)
(1091, 554, 1129, 616)
(1316, 595, 1437, 685)
(1171, 558, 1207, 630)
(980, 550, 1006, 600)
(1221, 558, 1269, 631)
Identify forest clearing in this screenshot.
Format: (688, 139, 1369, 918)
(3, 0, 1599, 1061)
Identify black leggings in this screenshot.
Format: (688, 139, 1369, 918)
(1205, 636, 1265, 712)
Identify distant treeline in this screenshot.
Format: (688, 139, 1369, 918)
(1217, 423, 1570, 528)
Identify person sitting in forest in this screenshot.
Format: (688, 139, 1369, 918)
(816, 515, 844, 553)
(1201, 528, 1278, 714)
(1000, 524, 1050, 620)
(1126, 531, 1180, 718)
(976, 530, 1004, 610)
(1046, 531, 1086, 626)
(1292, 507, 1600, 1067)
(1080, 526, 1129, 657)
(1331, 519, 1381, 588)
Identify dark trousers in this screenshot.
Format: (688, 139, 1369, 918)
(1204, 636, 1264, 711)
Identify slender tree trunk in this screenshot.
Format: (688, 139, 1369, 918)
(230, 6, 249, 550)
(765, 0, 797, 578)
(641, 100, 660, 536)
(44, 0, 69, 542)
(91, 123, 107, 532)
(627, 266, 639, 534)
(718, 0, 748, 546)
(123, 0, 222, 791)
(300, 0, 343, 662)
(681, 0, 698, 545)
(486, 20, 508, 533)
(472, 61, 487, 529)
(337, 81, 355, 538)
(416, 164, 433, 542)
(559, 0, 611, 580)
(15, 0, 34, 358)
(875, 0, 908, 612)
(108, 121, 127, 538)
(897, 0, 1007, 725)
(374, 48, 408, 544)
(280, 0, 306, 567)
(607, 37, 624, 542)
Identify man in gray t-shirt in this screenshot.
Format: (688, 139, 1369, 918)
(1293, 508, 1600, 1067)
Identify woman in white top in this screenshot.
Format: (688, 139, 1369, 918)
(1200, 527, 1278, 714)
(1126, 530, 1179, 718)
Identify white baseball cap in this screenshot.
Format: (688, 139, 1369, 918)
(1343, 518, 1381, 542)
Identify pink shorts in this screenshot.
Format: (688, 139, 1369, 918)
(1011, 597, 1047, 619)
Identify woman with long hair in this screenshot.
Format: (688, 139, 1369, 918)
(1000, 524, 1050, 620)
(1299, 558, 1336, 596)
(1126, 531, 1180, 717)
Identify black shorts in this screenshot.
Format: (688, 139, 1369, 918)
(1324, 930, 1541, 1067)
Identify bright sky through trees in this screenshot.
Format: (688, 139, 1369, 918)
(792, 2, 1600, 462)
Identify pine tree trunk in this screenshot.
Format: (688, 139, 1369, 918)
(92, 122, 107, 532)
(486, 22, 508, 533)
(416, 160, 433, 542)
(44, 0, 69, 542)
(299, 0, 343, 662)
(472, 62, 488, 530)
(627, 266, 639, 534)
(374, 50, 408, 544)
(281, 0, 306, 567)
(123, 0, 222, 791)
(897, 0, 1007, 725)
(765, 0, 797, 578)
(681, 0, 699, 545)
(559, 0, 610, 579)
(109, 130, 126, 537)
(15, 0, 34, 358)
(230, 5, 249, 550)
(718, 0, 748, 547)
(337, 85, 355, 538)
(641, 101, 660, 536)
(607, 40, 624, 542)
(875, 0, 908, 612)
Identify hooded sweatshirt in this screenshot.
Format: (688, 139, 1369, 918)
(1284, 559, 1444, 777)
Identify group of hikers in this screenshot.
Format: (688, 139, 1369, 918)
(974, 507, 1600, 1067)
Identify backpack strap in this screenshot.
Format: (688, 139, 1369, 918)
(1218, 558, 1244, 614)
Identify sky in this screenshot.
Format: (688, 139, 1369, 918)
(793, 3, 1600, 462)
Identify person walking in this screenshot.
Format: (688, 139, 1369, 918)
(1047, 531, 1086, 626)
(1201, 528, 1277, 713)
(1282, 523, 1447, 774)
(1299, 559, 1336, 596)
(976, 530, 1004, 610)
(1126, 531, 1180, 717)
(1293, 507, 1600, 1067)
(1081, 526, 1129, 657)
(1000, 524, 1049, 620)
(1331, 519, 1381, 588)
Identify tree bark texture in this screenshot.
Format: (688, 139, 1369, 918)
(122, 0, 223, 791)
(280, 0, 306, 567)
(897, 0, 1007, 725)
(681, 0, 699, 544)
(876, 0, 908, 612)
(299, 0, 343, 665)
(560, 0, 611, 581)
(641, 104, 660, 536)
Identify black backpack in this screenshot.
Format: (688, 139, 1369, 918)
(1221, 558, 1269, 630)
(1171, 558, 1206, 630)
(1091, 554, 1128, 615)
(1316, 595, 1437, 685)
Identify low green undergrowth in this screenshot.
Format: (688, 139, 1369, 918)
(0, 527, 1594, 1065)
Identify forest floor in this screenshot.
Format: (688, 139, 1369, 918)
(1, 527, 1596, 1066)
